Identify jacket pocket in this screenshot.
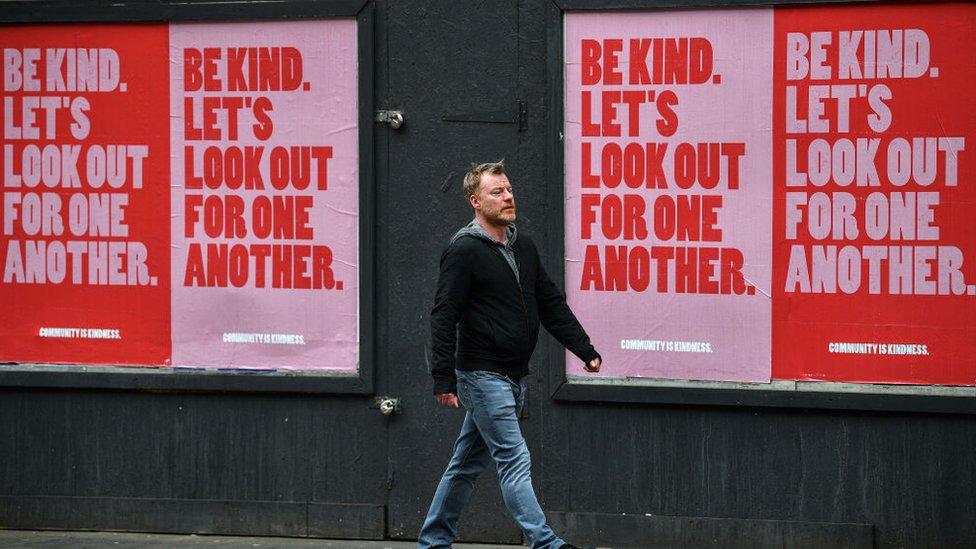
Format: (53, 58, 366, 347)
(487, 317, 522, 357)
(487, 317, 499, 347)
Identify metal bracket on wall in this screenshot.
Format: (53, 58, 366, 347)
(372, 396, 402, 415)
(442, 100, 527, 132)
(375, 110, 404, 129)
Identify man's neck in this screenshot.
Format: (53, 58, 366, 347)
(475, 217, 508, 243)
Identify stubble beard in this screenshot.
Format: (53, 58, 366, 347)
(501, 206, 516, 223)
(490, 206, 516, 226)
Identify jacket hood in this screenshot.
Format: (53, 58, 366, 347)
(451, 219, 517, 247)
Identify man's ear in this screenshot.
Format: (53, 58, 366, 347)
(469, 193, 480, 211)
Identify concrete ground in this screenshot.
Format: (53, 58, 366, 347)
(0, 530, 527, 549)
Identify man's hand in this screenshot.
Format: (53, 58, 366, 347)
(435, 393, 459, 408)
(584, 357, 601, 373)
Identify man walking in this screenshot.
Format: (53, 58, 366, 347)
(419, 161, 601, 549)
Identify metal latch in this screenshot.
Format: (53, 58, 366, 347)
(374, 396, 402, 416)
(375, 110, 404, 129)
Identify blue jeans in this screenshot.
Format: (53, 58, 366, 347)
(418, 370, 565, 549)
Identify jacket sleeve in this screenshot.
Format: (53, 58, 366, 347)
(534, 254, 601, 365)
(429, 242, 472, 394)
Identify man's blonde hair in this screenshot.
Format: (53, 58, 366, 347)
(463, 160, 506, 202)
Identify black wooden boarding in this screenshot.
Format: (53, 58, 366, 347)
(381, 0, 527, 541)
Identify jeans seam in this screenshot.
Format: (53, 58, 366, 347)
(432, 417, 480, 548)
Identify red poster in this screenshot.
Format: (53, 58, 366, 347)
(1, 24, 171, 365)
(772, 3, 976, 384)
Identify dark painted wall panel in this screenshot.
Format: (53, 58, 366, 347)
(381, 0, 525, 542)
(549, 403, 976, 548)
(0, 390, 387, 505)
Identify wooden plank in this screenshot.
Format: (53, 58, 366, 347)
(0, 496, 387, 540)
(0, 496, 306, 537)
(550, 511, 874, 549)
(308, 503, 385, 540)
(0, 0, 369, 23)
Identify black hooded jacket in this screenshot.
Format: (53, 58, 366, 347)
(429, 222, 600, 394)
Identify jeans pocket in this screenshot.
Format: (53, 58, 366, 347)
(456, 370, 488, 408)
(455, 376, 471, 408)
(458, 370, 518, 417)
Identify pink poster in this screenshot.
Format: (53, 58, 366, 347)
(169, 20, 359, 371)
(564, 10, 773, 382)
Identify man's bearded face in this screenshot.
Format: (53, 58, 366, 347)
(474, 173, 516, 225)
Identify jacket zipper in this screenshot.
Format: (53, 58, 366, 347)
(508, 247, 531, 356)
(490, 241, 531, 356)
